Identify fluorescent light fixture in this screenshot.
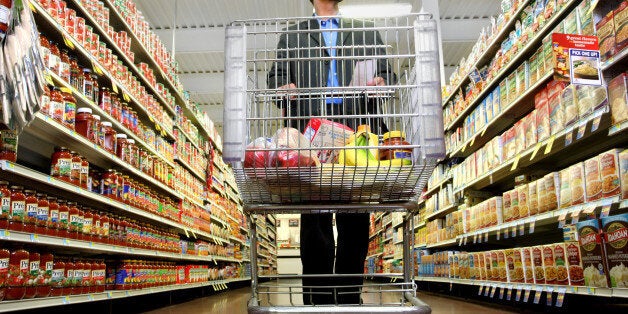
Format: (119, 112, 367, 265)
(339, 3, 413, 18)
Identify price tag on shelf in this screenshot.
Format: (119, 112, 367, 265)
(556, 288, 566, 307)
(191, 231, 197, 239)
(112, 83, 119, 94)
(478, 285, 484, 296)
(591, 116, 602, 132)
(87, 294, 94, 301)
(515, 287, 522, 302)
(546, 287, 554, 306)
(30, 234, 39, 242)
(499, 286, 505, 299)
(449, 282, 453, 291)
(184, 228, 190, 238)
(518, 223, 524, 236)
(490, 285, 496, 298)
(565, 131, 573, 146)
(92, 62, 104, 75)
(530, 143, 543, 161)
(576, 123, 587, 140)
(523, 288, 531, 302)
(496, 229, 500, 240)
(107, 292, 113, 299)
(484, 232, 488, 243)
(44, 73, 54, 85)
(484, 285, 490, 297)
(463, 236, 467, 246)
(29, 1, 37, 12)
(544, 135, 556, 155)
(473, 234, 478, 244)
(504, 228, 509, 239)
(600, 205, 611, 218)
(62, 34, 75, 50)
(470, 136, 476, 147)
(588, 287, 595, 295)
(510, 155, 520, 171)
(506, 286, 513, 301)
(571, 209, 581, 224)
(511, 226, 517, 238)
(461, 143, 467, 153)
(533, 289, 541, 304)
(458, 237, 463, 246)
(583, 205, 596, 215)
(558, 213, 567, 228)
(0, 230, 9, 239)
(123, 93, 130, 102)
(529, 221, 535, 234)
(481, 126, 488, 137)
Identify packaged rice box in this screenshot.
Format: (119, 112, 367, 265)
(577, 0, 595, 36)
(554, 243, 569, 285)
(510, 189, 520, 222)
(487, 251, 498, 281)
(532, 246, 546, 284)
(609, 73, 628, 125)
(538, 177, 548, 214)
(524, 110, 537, 149)
(562, 85, 579, 126)
(544, 172, 560, 212)
(547, 80, 568, 99)
(508, 72, 518, 104)
(598, 11, 617, 62)
(563, 10, 578, 35)
(522, 247, 535, 284)
(585, 155, 603, 202)
(528, 180, 539, 216)
(601, 213, 628, 288)
(536, 102, 551, 142)
(500, 80, 509, 109)
(506, 249, 525, 283)
(621, 149, 628, 200)
(496, 250, 507, 282)
(566, 241, 585, 286)
(543, 245, 557, 285)
(600, 149, 621, 198)
(486, 93, 494, 122)
(517, 184, 529, 219)
(514, 120, 526, 154)
(577, 218, 610, 287)
(559, 168, 572, 209)
(571, 163, 586, 206)
(548, 94, 565, 135)
(517, 62, 529, 96)
(503, 190, 512, 223)
(529, 50, 540, 85)
(575, 85, 594, 119)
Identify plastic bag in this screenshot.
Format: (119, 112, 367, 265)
(244, 137, 275, 168)
(271, 127, 320, 167)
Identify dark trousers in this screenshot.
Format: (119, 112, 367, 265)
(300, 213, 370, 305)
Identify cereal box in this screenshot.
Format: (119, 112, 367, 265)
(508, 72, 518, 104)
(517, 184, 529, 219)
(561, 85, 579, 126)
(488, 251, 498, 281)
(585, 156, 603, 202)
(486, 93, 494, 122)
(571, 163, 586, 206)
(621, 149, 628, 200)
(543, 245, 557, 285)
(597, 11, 616, 62)
(522, 247, 535, 284)
(535, 87, 548, 109)
(536, 102, 551, 142)
(601, 213, 628, 288)
(609, 73, 628, 125)
(514, 120, 526, 154)
(538, 177, 548, 214)
(528, 180, 539, 216)
(532, 246, 546, 284)
(548, 94, 564, 135)
(566, 241, 585, 286)
(559, 168, 572, 209)
(516, 62, 529, 96)
(493, 88, 502, 118)
(614, 1, 628, 53)
(577, 219, 610, 287)
(554, 243, 569, 285)
(524, 110, 537, 149)
(600, 149, 621, 198)
(500, 80, 509, 109)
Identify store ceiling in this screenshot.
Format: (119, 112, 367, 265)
(134, 0, 501, 131)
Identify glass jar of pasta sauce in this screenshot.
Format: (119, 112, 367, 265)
(0, 181, 10, 230)
(75, 108, 94, 141)
(23, 190, 38, 234)
(9, 186, 26, 232)
(36, 253, 53, 298)
(51, 147, 72, 183)
(70, 151, 82, 186)
(5, 249, 29, 300)
(35, 193, 49, 235)
(57, 199, 69, 239)
(49, 259, 65, 297)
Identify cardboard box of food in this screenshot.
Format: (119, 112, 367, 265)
(559, 168, 572, 209)
(536, 102, 551, 142)
(493, 87, 502, 118)
(517, 184, 529, 219)
(487, 251, 497, 281)
(561, 85, 579, 127)
(522, 247, 535, 284)
(303, 118, 354, 163)
(532, 246, 546, 284)
(543, 245, 557, 285)
(585, 155, 603, 202)
(566, 241, 585, 286)
(506, 249, 525, 283)
(597, 11, 617, 62)
(621, 149, 628, 200)
(496, 250, 507, 282)
(524, 111, 537, 149)
(515, 120, 526, 155)
(548, 94, 565, 135)
(571, 163, 586, 206)
(554, 243, 569, 285)
(614, 1, 628, 53)
(510, 189, 520, 222)
(538, 177, 548, 214)
(529, 180, 539, 216)
(609, 73, 628, 125)
(601, 213, 628, 288)
(544, 172, 560, 212)
(600, 149, 622, 198)
(577, 219, 610, 287)
(503, 190, 512, 223)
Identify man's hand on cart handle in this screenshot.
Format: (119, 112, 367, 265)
(366, 77, 386, 86)
(278, 83, 298, 100)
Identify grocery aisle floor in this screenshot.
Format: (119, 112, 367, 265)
(143, 280, 515, 314)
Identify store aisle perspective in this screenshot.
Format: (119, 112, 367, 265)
(143, 281, 516, 314)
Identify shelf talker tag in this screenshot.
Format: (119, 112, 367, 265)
(546, 287, 554, 306)
(591, 116, 602, 132)
(478, 285, 484, 296)
(62, 34, 75, 50)
(523, 289, 531, 302)
(533, 289, 541, 304)
(600, 205, 611, 218)
(469, 136, 476, 147)
(544, 135, 555, 155)
(490, 285, 496, 298)
(516, 287, 522, 302)
(529, 221, 535, 233)
(511, 226, 517, 238)
(558, 213, 567, 228)
(112, 83, 119, 94)
(510, 154, 520, 171)
(576, 123, 586, 140)
(45, 73, 54, 86)
(184, 228, 190, 238)
(123, 93, 130, 102)
(29, 1, 37, 12)
(496, 229, 500, 240)
(556, 288, 566, 307)
(93, 62, 104, 75)
(519, 224, 525, 236)
(481, 126, 488, 137)
(484, 232, 488, 243)
(507, 286, 512, 301)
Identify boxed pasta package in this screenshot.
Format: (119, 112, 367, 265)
(528, 180, 539, 216)
(532, 246, 546, 284)
(621, 149, 628, 200)
(553, 243, 569, 285)
(506, 249, 525, 283)
(598, 11, 616, 62)
(536, 102, 551, 142)
(517, 184, 529, 219)
(571, 162, 586, 206)
(522, 247, 535, 284)
(609, 73, 628, 125)
(601, 213, 628, 288)
(585, 156, 602, 202)
(577, 219, 610, 287)
(543, 245, 557, 285)
(566, 241, 585, 286)
(600, 149, 622, 198)
(559, 168, 572, 209)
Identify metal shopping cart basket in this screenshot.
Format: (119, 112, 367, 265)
(223, 11, 444, 314)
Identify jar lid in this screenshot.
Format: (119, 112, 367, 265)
(77, 108, 92, 114)
(101, 121, 112, 127)
(83, 68, 91, 73)
(10, 186, 23, 190)
(93, 114, 101, 120)
(356, 125, 372, 133)
(127, 139, 135, 144)
(24, 190, 36, 194)
(382, 131, 405, 141)
(116, 134, 128, 139)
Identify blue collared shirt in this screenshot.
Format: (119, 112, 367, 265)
(317, 16, 342, 104)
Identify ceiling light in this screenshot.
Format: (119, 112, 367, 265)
(339, 3, 413, 18)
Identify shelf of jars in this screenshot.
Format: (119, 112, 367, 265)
(442, 0, 532, 106)
(174, 125, 204, 155)
(209, 214, 229, 228)
(101, 0, 222, 148)
(173, 156, 205, 182)
(32, 1, 177, 143)
(0, 161, 238, 249)
(55, 0, 177, 117)
(19, 113, 181, 199)
(46, 71, 175, 169)
(0, 229, 241, 264)
(0, 276, 251, 313)
(444, 0, 579, 132)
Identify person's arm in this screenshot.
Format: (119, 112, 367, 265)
(268, 32, 298, 106)
(371, 29, 397, 86)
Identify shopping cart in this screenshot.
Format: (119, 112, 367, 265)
(223, 11, 444, 314)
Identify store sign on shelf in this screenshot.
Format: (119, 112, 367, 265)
(552, 33, 602, 86)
